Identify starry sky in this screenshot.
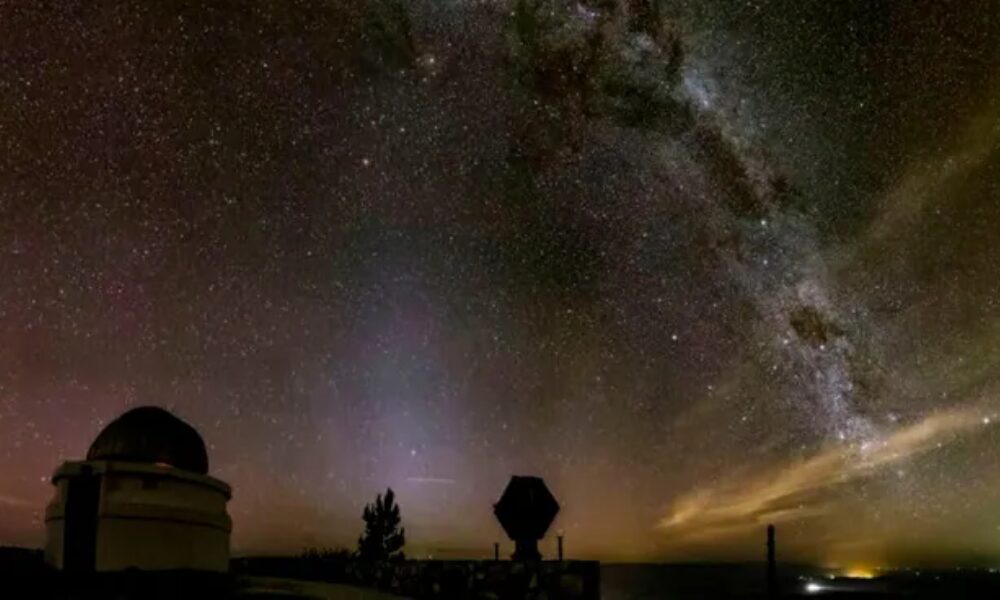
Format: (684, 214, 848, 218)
(3, 0, 1000, 567)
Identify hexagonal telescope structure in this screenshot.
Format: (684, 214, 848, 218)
(493, 475, 560, 561)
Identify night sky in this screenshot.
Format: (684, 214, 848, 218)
(3, 0, 1000, 568)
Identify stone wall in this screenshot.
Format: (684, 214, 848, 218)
(374, 559, 600, 600)
(233, 557, 601, 600)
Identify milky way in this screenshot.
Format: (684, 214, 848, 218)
(3, 1, 1000, 566)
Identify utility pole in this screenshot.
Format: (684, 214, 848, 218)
(767, 524, 777, 596)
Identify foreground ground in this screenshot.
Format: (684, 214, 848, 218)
(237, 576, 405, 599)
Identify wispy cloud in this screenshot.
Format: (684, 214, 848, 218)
(862, 96, 1000, 249)
(406, 477, 457, 485)
(0, 494, 33, 508)
(658, 407, 992, 543)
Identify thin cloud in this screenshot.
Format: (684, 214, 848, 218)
(0, 494, 33, 508)
(658, 407, 992, 543)
(406, 477, 457, 485)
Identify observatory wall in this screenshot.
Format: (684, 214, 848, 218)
(45, 460, 231, 572)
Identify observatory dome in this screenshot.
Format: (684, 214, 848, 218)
(86, 406, 209, 474)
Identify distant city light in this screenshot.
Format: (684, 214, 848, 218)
(843, 566, 877, 579)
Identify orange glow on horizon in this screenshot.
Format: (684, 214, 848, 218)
(842, 566, 878, 579)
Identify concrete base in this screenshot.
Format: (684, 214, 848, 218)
(45, 460, 232, 573)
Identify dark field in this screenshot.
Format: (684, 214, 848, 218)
(6, 548, 1000, 599)
(602, 563, 1000, 599)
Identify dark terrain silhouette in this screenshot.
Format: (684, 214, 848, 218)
(357, 487, 406, 562)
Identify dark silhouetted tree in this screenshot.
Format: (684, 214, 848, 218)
(357, 487, 405, 561)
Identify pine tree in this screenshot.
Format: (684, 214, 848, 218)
(357, 487, 406, 561)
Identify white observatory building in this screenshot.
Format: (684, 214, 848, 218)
(44, 406, 232, 572)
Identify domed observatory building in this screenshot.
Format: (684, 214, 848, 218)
(44, 406, 232, 573)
